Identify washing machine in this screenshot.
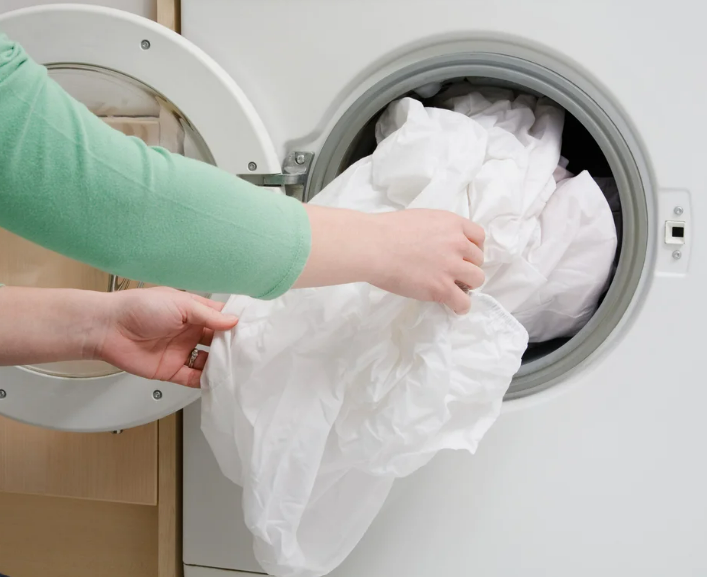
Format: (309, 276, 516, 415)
(0, 0, 704, 576)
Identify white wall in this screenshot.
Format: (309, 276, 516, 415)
(0, 0, 155, 19)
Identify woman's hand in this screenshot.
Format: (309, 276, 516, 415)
(0, 286, 237, 387)
(296, 206, 485, 314)
(94, 287, 238, 388)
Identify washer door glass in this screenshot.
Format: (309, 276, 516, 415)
(0, 64, 215, 379)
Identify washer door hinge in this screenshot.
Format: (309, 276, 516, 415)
(238, 152, 314, 199)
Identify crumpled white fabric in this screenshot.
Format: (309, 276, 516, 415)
(424, 87, 617, 341)
(201, 91, 616, 577)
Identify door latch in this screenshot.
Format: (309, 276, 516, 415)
(238, 152, 314, 199)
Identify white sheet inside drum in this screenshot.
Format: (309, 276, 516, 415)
(349, 79, 622, 358)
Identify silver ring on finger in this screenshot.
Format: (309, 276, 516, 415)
(187, 348, 199, 369)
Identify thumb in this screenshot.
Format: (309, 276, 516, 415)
(184, 301, 238, 331)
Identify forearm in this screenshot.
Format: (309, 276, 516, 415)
(294, 206, 382, 288)
(0, 34, 310, 299)
(0, 286, 105, 366)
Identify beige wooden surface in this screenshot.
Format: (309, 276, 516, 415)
(0, 230, 110, 290)
(0, 492, 157, 577)
(158, 412, 183, 577)
(0, 416, 158, 505)
(157, 0, 180, 33)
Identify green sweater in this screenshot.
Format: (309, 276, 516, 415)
(0, 33, 311, 298)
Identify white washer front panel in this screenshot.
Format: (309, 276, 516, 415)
(1, 4, 279, 177)
(182, 0, 705, 188)
(0, 5, 280, 432)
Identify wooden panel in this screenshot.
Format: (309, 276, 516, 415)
(0, 416, 157, 505)
(158, 412, 183, 577)
(0, 230, 110, 290)
(157, 0, 180, 33)
(0, 492, 157, 577)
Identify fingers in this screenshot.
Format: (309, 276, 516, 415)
(455, 261, 485, 292)
(199, 328, 215, 347)
(188, 296, 236, 339)
(464, 241, 485, 267)
(444, 261, 485, 315)
(446, 285, 472, 315)
(184, 301, 238, 331)
(148, 286, 180, 295)
(168, 350, 210, 388)
(462, 221, 485, 248)
(189, 293, 227, 312)
(169, 365, 202, 388)
(188, 349, 209, 371)
(147, 287, 228, 313)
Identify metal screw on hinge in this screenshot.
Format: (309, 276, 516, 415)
(295, 154, 306, 165)
(152, 390, 163, 400)
(141, 39, 151, 50)
(672, 250, 682, 260)
(0, 389, 6, 399)
(248, 162, 257, 171)
(674, 206, 684, 216)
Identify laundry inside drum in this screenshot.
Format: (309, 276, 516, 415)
(327, 76, 624, 376)
(0, 65, 214, 379)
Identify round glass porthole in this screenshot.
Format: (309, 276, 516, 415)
(307, 52, 650, 399)
(0, 64, 215, 379)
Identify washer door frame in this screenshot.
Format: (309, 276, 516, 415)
(0, 4, 280, 432)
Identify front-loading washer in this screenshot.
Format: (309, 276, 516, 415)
(178, 1, 705, 576)
(0, 1, 704, 576)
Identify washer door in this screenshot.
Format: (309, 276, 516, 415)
(0, 5, 280, 432)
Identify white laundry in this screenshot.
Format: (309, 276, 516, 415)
(202, 92, 616, 577)
(427, 87, 617, 340)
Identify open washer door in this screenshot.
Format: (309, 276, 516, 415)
(0, 4, 280, 433)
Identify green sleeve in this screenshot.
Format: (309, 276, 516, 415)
(0, 34, 311, 299)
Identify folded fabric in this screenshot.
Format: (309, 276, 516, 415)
(201, 91, 616, 577)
